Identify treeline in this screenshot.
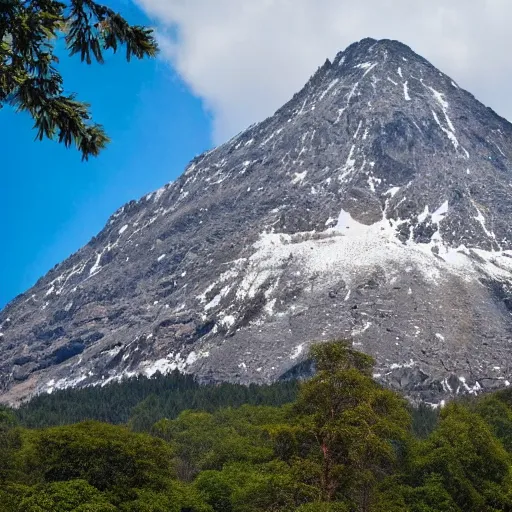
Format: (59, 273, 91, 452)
(14, 371, 299, 429)
(2, 341, 512, 511)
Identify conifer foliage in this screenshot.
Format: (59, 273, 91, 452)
(0, 0, 158, 158)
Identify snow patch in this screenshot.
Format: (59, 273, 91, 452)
(472, 201, 500, 247)
(292, 171, 308, 185)
(89, 252, 102, 276)
(418, 206, 430, 223)
(431, 201, 448, 224)
(353, 120, 363, 139)
(367, 174, 382, 192)
(261, 128, 283, 146)
(390, 360, 416, 370)
(141, 350, 209, 378)
(432, 110, 460, 150)
(334, 108, 346, 124)
(153, 186, 166, 202)
(339, 145, 356, 181)
(427, 86, 467, 157)
(219, 314, 236, 328)
(385, 186, 400, 198)
(403, 81, 411, 101)
(290, 343, 305, 360)
(205, 294, 222, 311)
(319, 78, 339, 100)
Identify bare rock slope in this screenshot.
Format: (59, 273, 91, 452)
(2, 38, 512, 404)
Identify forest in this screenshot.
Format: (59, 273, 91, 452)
(2, 340, 512, 511)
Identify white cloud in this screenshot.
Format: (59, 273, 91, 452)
(136, 0, 512, 144)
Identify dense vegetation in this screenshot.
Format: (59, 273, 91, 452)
(3, 340, 512, 511)
(14, 371, 299, 430)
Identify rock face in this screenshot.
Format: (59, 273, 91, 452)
(2, 38, 512, 405)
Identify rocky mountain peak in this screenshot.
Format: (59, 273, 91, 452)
(2, 39, 512, 405)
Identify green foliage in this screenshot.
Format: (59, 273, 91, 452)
(117, 482, 213, 512)
(209, 460, 300, 512)
(194, 470, 234, 512)
(15, 370, 299, 428)
(153, 406, 283, 479)
(22, 421, 174, 492)
(15, 479, 116, 512)
(309, 339, 375, 376)
(4, 341, 512, 511)
(474, 394, 512, 452)
(292, 340, 412, 510)
(410, 402, 439, 439)
(0, 0, 158, 159)
(295, 503, 349, 512)
(404, 474, 462, 512)
(406, 403, 512, 511)
(0, 406, 22, 483)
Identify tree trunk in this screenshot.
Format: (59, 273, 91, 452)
(321, 442, 335, 501)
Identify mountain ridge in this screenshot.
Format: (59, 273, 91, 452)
(2, 38, 512, 405)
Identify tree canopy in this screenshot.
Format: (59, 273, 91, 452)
(4, 340, 512, 511)
(0, 0, 158, 159)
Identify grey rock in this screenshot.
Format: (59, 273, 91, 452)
(2, 38, 512, 405)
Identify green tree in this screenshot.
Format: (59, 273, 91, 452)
(408, 403, 512, 512)
(410, 403, 439, 439)
(15, 371, 297, 429)
(118, 482, 213, 512)
(0, 0, 157, 159)
(15, 479, 116, 511)
(199, 460, 300, 512)
(153, 407, 277, 481)
(373, 473, 461, 512)
(19, 421, 175, 497)
(291, 341, 411, 511)
(0, 406, 21, 484)
(194, 470, 234, 512)
(474, 394, 512, 453)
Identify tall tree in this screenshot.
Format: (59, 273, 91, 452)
(0, 0, 158, 159)
(292, 341, 411, 511)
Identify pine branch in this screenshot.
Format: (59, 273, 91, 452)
(66, 0, 158, 64)
(0, 0, 158, 159)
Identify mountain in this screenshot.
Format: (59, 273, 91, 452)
(2, 38, 512, 405)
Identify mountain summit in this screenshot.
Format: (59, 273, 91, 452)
(2, 38, 512, 404)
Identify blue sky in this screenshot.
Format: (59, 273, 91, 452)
(0, 0, 212, 308)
